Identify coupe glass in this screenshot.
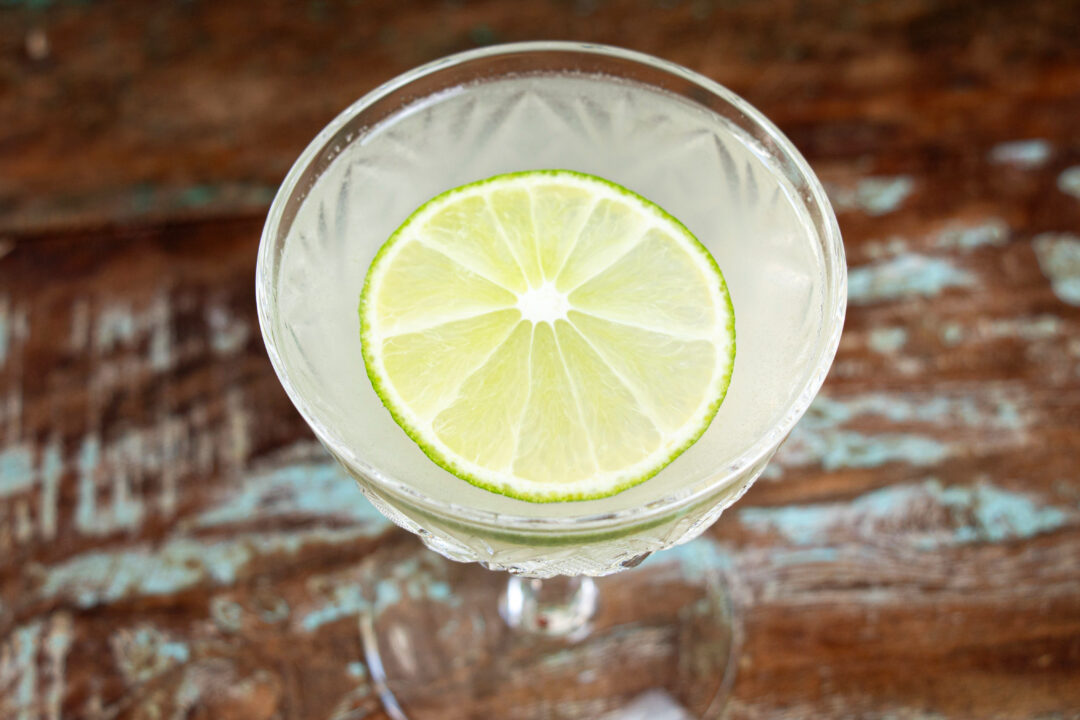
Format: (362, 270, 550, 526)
(257, 42, 845, 720)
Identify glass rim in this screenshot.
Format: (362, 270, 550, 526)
(256, 40, 847, 535)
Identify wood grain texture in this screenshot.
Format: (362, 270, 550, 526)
(2, 0, 1080, 718)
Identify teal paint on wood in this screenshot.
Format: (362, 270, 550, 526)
(867, 327, 908, 354)
(933, 219, 1008, 251)
(739, 480, 1071, 548)
(848, 255, 974, 305)
(803, 392, 1024, 431)
(988, 140, 1052, 168)
(299, 555, 462, 633)
(639, 534, 734, 582)
(96, 304, 136, 350)
(112, 626, 191, 684)
(1033, 233, 1080, 306)
(39, 528, 379, 608)
(767, 547, 841, 567)
(828, 176, 915, 215)
(0, 445, 33, 498)
(194, 453, 392, 529)
(1058, 166, 1080, 199)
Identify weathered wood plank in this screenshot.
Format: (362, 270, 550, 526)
(2, 0, 1080, 717)
(1, 199, 1078, 717)
(2, 0, 1079, 232)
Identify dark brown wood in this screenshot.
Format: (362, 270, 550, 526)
(2, 1, 1080, 718)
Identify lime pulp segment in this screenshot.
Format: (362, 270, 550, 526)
(359, 170, 735, 502)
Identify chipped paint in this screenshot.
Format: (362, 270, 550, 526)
(105, 432, 146, 532)
(940, 322, 964, 346)
(934, 218, 1008, 251)
(984, 315, 1063, 341)
(39, 438, 62, 540)
(761, 464, 783, 480)
(0, 621, 41, 720)
(180, 184, 218, 208)
(300, 555, 460, 632)
(0, 444, 33, 498)
(768, 547, 841, 566)
(848, 254, 974, 305)
(96, 304, 136, 350)
(942, 315, 1064, 345)
(640, 534, 733, 582)
(781, 430, 947, 471)
(0, 300, 26, 370)
(1058, 165, 1080, 199)
(867, 327, 908, 354)
(739, 480, 1070, 548)
(43, 613, 73, 720)
(147, 294, 173, 370)
(75, 435, 101, 534)
(39, 527, 376, 608)
(17, 625, 40, 719)
(61, 402, 259, 537)
(827, 176, 915, 215)
(89, 296, 177, 367)
(862, 237, 909, 260)
(859, 175, 913, 214)
(195, 452, 390, 528)
(210, 597, 245, 632)
(300, 583, 365, 632)
(777, 391, 1025, 471)
(1033, 233, 1080, 306)
(804, 392, 1024, 432)
(988, 139, 1052, 168)
(206, 302, 249, 355)
(932, 483, 1068, 545)
(112, 625, 191, 684)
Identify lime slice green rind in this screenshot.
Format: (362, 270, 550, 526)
(359, 170, 735, 503)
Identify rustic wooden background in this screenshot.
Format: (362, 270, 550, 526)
(2, 0, 1080, 718)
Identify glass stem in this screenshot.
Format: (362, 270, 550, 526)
(499, 575, 599, 642)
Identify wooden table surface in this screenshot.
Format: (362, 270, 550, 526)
(2, 1, 1080, 718)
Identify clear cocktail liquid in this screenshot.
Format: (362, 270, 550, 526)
(275, 72, 826, 522)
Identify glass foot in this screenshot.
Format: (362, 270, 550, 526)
(357, 537, 739, 720)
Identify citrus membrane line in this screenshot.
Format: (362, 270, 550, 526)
(548, 196, 603, 282)
(553, 326, 602, 472)
(381, 307, 518, 340)
(419, 315, 523, 423)
(510, 322, 537, 473)
(412, 237, 522, 295)
(481, 194, 532, 290)
(381, 229, 520, 300)
(559, 318, 667, 434)
(554, 222, 652, 294)
(528, 185, 544, 285)
(567, 308, 716, 343)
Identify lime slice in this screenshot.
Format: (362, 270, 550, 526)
(360, 170, 735, 502)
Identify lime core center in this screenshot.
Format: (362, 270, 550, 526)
(517, 282, 570, 324)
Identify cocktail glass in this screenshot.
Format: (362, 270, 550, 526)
(257, 42, 845, 720)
